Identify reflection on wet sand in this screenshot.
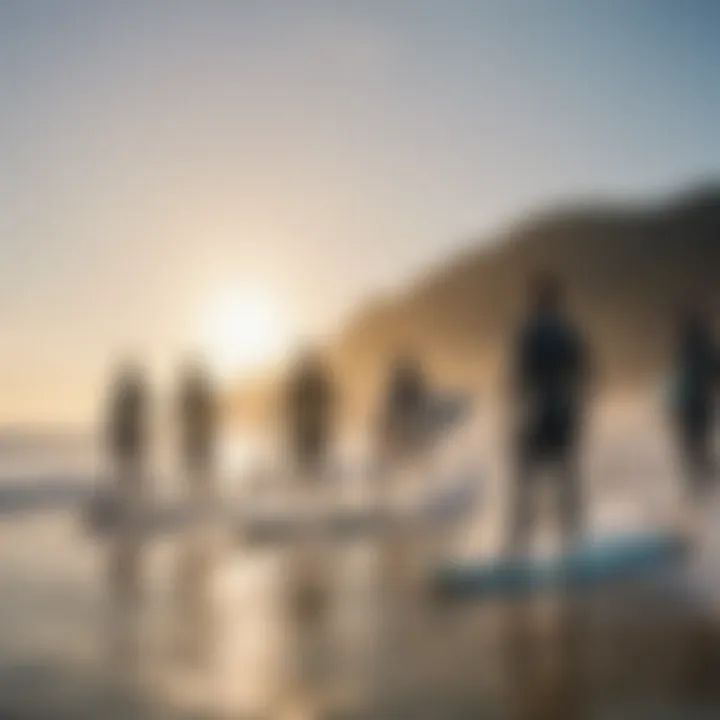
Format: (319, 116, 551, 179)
(106, 525, 145, 675)
(497, 597, 585, 720)
(173, 527, 218, 669)
(94, 467, 720, 719)
(104, 455, 148, 683)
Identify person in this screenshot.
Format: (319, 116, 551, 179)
(107, 362, 148, 502)
(285, 349, 335, 479)
(104, 363, 148, 667)
(378, 353, 428, 465)
(173, 361, 217, 667)
(177, 361, 217, 499)
(671, 305, 718, 499)
(508, 274, 590, 556)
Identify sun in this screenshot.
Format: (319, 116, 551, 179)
(197, 285, 288, 379)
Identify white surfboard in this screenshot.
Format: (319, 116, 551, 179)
(84, 474, 481, 544)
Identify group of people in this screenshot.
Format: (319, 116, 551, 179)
(108, 362, 217, 500)
(285, 350, 431, 476)
(511, 275, 718, 552)
(107, 273, 719, 552)
(107, 351, 433, 488)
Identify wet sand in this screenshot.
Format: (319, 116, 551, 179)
(0, 407, 718, 718)
(1, 507, 719, 719)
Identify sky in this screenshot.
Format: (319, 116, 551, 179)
(1, 0, 719, 424)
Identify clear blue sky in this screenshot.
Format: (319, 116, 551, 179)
(1, 0, 719, 422)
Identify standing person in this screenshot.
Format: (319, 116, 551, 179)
(178, 360, 217, 502)
(107, 362, 149, 507)
(285, 349, 335, 481)
(105, 362, 149, 670)
(671, 305, 719, 500)
(283, 350, 336, 685)
(378, 353, 428, 468)
(507, 274, 590, 556)
(175, 361, 218, 666)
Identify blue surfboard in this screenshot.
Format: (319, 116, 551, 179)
(435, 531, 689, 596)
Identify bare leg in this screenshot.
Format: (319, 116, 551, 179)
(557, 449, 583, 550)
(676, 411, 717, 502)
(507, 450, 536, 558)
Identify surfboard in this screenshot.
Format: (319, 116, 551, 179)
(434, 530, 690, 596)
(84, 474, 480, 544)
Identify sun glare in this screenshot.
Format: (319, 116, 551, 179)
(198, 286, 288, 379)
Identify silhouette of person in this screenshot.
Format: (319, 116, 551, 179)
(285, 349, 335, 479)
(171, 362, 219, 670)
(178, 360, 217, 500)
(104, 363, 149, 672)
(671, 305, 719, 498)
(508, 274, 590, 555)
(379, 353, 428, 465)
(107, 362, 148, 503)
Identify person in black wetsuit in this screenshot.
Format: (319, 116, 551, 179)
(508, 275, 590, 555)
(671, 305, 719, 498)
(177, 361, 217, 500)
(379, 353, 428, 464)
(285, 350, 335, 479)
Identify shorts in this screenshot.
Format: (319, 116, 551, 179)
(519, 405, 578, 462)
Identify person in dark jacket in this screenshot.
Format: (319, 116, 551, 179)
(508, 274, 590, 555)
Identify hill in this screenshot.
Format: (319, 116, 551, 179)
(330, 185, 720, 420)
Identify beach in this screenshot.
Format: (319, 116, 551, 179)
(0, 400, 719, 719)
